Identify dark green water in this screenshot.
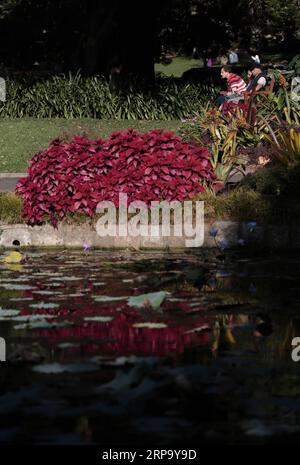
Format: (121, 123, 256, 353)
(0, 248, 300, 445)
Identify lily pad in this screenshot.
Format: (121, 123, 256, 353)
(128, 291, 168, 310)
(29, 302, 60, 309)
(13, 314, 56, 321)
(93, 296, 126, 302)
(0, 284, 36, 290)
(0, 309, 20, 317)
(33, 291, 62, 296)
(14, 320, 72, 330)
(91, 355, 158, 366)
(32, 362, 98, 374)
(57, 343, 79, 349)
(33, 272, 63, 277)
(132, 322, 167, 329)
(84, 316, 114, 322)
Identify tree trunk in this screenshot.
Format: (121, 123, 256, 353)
(80, 0, 157, 79)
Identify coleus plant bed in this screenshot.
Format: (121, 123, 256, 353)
(16, 129, 217, 226)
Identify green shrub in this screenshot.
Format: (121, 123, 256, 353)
(241, 161, 300, 197)
(0, 74, 217, 119)
(195, 188, 271, 222)
(0, 193, 22, 223)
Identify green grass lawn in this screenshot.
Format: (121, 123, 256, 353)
(0, 118, 183, 172)
(155, 56, 203, 77)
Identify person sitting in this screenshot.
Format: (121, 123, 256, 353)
(246, 62, 267, 93)
(228, 49, 239, 65)
(215, 65, 247, 107)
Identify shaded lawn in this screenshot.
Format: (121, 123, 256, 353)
(0, 118, 182, 172)
(155, 56, 203, 77)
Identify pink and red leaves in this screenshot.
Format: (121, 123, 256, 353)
(16, 129, 217, 226)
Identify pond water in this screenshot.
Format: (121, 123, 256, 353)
(0, 248, 300, 445)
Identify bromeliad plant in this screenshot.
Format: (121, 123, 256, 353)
(182, 107, 249, 185)
(263, 124, 300, 167)
(16, 129, 217, 226)
(264, 59, 300, 125)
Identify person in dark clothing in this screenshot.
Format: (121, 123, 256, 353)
(247, 63, 267, 92)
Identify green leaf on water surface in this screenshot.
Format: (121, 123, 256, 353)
(12, 314, 56, 321)
(132, 322, 167, 329)
(57, 343, 80, 349)
(91, 355, 158, 366)
(25, 253, 48, 258)
(32, 362, 98, 374)
(32, 291, 62, 296)
(14, 320, 73, 330)
(93, 296, 126, 302)
(51, 277, 82, 281)
(0, 284, 36, 290)
(0, 309, 20, 317)
(29, 302, 60, 309)
(84, 316, 114, 322)
(33, 272, 64, 277)
(128, 291, 169, 310)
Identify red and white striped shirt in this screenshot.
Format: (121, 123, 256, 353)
(226, 73, 247, 94)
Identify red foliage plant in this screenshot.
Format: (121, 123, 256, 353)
(16, 129, 217, 226)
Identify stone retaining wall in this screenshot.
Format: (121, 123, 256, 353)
(0, 221, 296, 249)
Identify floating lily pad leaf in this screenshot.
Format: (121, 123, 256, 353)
(57, 343, 79, 349)
(29, 302, 60, 309)
(128, 291, 168, 310)
(33, 272, 63, 277)
(13, 314, 56, 321)
(26, 253, 48, 258)
(84, 316, 114, 322)
(10, 297, 34, 302)
(91, 355, 158, 366)
(185, 325, 211, 334)
(122, 279, 134, 283)
(92, 282, 106, 286)
(0, 284, 36, 290)
(93, 296, 126, 302)
(14, 320, 72, 330)
(52, 277, 82, 281)
(133, 322, 167, 329)
(33, 291, 62, 295)
(0, 309, 20, 317)
(32, 362, 98, 374)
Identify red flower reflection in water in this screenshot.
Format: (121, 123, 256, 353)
(20, 301, 212, 357)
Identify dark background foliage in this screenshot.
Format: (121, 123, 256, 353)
(0, 0, 299, 78)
